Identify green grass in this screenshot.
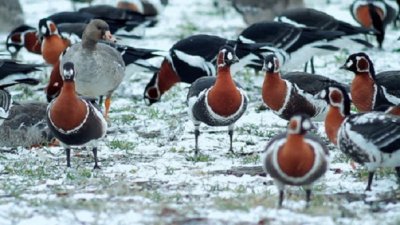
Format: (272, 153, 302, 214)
(107, 139, 137, 151)
(213, 192, 274, 211)
(241, 154, 260, 164)
(236, 123, 281, 138)
(186, 153, 215, 163)
(176, 21, 199, 39)
(169, 146, 186, 153)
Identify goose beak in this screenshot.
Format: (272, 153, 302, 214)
(103, 31, 116, 43)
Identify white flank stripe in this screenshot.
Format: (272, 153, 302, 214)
(0, 74, 30, 86)
(238, 35, 255, 44)
(276, 80, 292, 115)
(338, 114, 400, 170)
(275, 16, 307, 28)
(372, 84, 377, 109)
(381, 86, 400, 105)
(173, 49, 215, 76)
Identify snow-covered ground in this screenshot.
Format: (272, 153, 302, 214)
(1, 0, 400, 224)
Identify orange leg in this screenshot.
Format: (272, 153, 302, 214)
(104, 96, 111, 119)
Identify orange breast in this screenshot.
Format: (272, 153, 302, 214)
(207, 68, 242, 117)
(50, 83, 88, 131)
(351, 74, 375, 112)
(277, 135, 315, 177)
(356, 5, 384, 28)
(325, 107, 345, 145)
(262, 74, 287, 111)
(42, 36, 70, 65)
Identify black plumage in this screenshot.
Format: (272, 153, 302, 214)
(187, 77, 246, 126)
(0, 59, 42, 88)
(282, 72, 349, 95)
(342, 114, 400, 154)
(238, 22, 344, 53)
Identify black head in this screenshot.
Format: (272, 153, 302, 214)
(83, 19, 115, 43)
(217, 45, 239, 67)
(262, 54, 280, 73)
(318, 85, 351, 116)
(144, 72, 160, 105)
(287, 114, 314, 135)
(38, 18, 58, 37)
(62, 62, 75, 81)
(340, 52, 375, 78)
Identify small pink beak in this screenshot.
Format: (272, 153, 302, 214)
(103, 31, 116, 43)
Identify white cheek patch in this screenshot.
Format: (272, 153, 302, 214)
(227, 52, 233, 60)
(63, 69, 74, 77)
(268, 62, 273, 69)
(63, 69, 69, 76)
(41, 26, 47, 34)
(346, 60, 353, 68)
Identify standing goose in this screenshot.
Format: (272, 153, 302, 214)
(340, 52, 400, 112)
(261, 54, 344, 121)
(263, 114, 329, 207)
(319, 85, 400, 191)
(60, 19, 125, 118)
(187, 46, 247, 155)
(47, 62, 107, 168)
